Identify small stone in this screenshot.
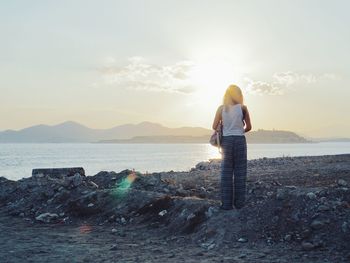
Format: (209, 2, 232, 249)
(284, 234, 292, 241)
(310, 219, 326, 229)
(337, 179, 348, 187)
(317, 205, 330, 212)
(88, 181, 99, 189)
(207, 243, 216, 250)
(118, 230, 126, 237)
(72, 173, 83, 187)
(237, 237, 248, 243)
(35, 212, 59, 223)
(301, 241, 314, 250)
(306, 192, 316, 200)
(158, 210, 167, 216)
(342, 222, 348, 233)
(205, 206, 218, 218)
(320, 197, 327, 203)
(238, 253, 247, 258)
(87, 203, 94, 207)
(110, 245, 118, 251)
(187, 213, 196, 221)
(120, 217, 126, 224)
(19, 212, 25, 217)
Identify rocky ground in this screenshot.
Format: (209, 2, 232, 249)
(0, 154, 350, 263)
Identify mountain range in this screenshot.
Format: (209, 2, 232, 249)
(0, 121, 211, 143)
(0, 121, 318, 143)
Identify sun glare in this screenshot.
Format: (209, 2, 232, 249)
(188, 61, 239, 109)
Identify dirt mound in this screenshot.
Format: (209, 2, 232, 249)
(0, 154, 349, 257)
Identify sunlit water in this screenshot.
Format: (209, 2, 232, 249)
(0, 142, 349, 180)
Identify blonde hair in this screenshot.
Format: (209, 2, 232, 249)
(223, 84, 243, 111)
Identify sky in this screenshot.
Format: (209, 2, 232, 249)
(1, 0, 349, 138)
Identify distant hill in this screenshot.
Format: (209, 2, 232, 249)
(0, 121, 211, 143)
(99, 135, 211, 144)
(99, 129, 310, 144)
(246, 129, 310, 143)
(0, 122, 310, 143)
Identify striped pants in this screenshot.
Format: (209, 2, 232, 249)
(220, 135, 247, 209)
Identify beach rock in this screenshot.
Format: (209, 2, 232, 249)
(306, 192, 317, 200)
(32, 167, 85, 178)
(284, 234, 292, 241)
(72, 173, 83, 187)
(237, 237, 248, 243)
(195, 162, 210, 170)
(317, 205, 330, 212)
(337, 179, 348, 187)
(35, 212, 59, 223)
(310, 219, 328, 230)
(341, 222, 348, 233)
(301, 241, 315, 250)
(159, 210, 167, 216)
(276, 188, 289, 200)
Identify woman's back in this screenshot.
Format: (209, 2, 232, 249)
(222, 104, 244, 136)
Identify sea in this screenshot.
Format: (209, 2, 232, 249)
(0, 142, 349, 180)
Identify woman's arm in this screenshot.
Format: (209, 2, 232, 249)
(212, 105, 223, 130)
(242, 105, 252, 132)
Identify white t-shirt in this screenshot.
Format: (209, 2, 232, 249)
(222, 104, 245, 136)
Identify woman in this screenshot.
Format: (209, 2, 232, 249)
(212, 85, 252, 210)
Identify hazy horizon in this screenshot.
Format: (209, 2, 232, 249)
(1, 0, 349, 138)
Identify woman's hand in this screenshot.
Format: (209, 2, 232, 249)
(212, 105, 223, 130)
(242, 105, 252, 132)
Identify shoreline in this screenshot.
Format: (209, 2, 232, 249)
(2, 153, 350, 182)
(1, 154, 350, 262)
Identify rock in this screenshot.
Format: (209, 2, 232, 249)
(276, 188, 289, 200)
(35, 212, 59, 223)
(205, 206, 218, 218)
(301, 241, 314, 250)
(111, 228, 118, 234)
(319, 197, 327, 205)
(317, 205, 330, 212)
(237, 237, 248, 243)
(342, 222, 348, 233)
(158, 210, 167, 216)
(310, 219, 327, 230)
(120, 217, 127, 224)
(195, 162, 210, 170)
(72, 173, 83, 187)
(337, 179, 348, 187)
(110, 245, 118, 251)
(32, 167, 85, 178)
(207, 243, 216, 250)
(306, 192, 317, 200)
(187, 213, 196, 221)
(284, 234, 292, 241)
(176, 189, 188, 196)
(88, 181, 99, 189)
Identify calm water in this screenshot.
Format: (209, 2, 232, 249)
(0, 142, 349, 180)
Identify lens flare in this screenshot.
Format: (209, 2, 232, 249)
(112, 171, 137, 199)
(78, 224, 92, 234)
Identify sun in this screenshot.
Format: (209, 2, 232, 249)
(188, 61, 238, 109)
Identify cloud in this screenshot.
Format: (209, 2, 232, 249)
(245, 71, 339, 96)
(97, 57, 339, 97)
(98, 57, 196, 94)
(244, 78, 283, 95)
